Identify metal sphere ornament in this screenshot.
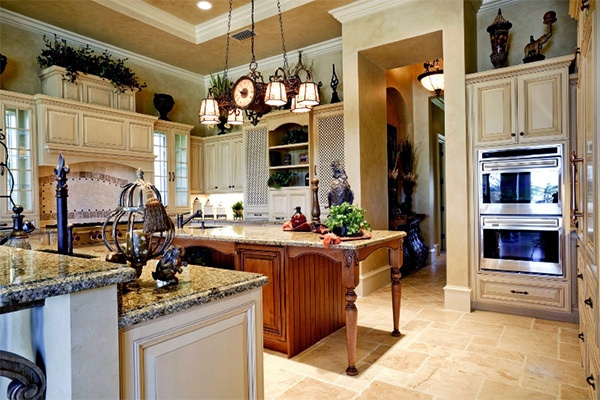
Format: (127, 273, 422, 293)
(102, 169, 174, 278)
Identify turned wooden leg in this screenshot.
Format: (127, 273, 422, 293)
(390, 239, 403, 337)
(344, 287, 358, 375)
(342, 250, 359, 376)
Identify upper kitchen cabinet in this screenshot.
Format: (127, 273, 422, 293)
(203, 132, 244, 194)
(34, 94, 156, 168)
(190, 136, 203, 194)
(467, 55, 572, 147)
(0, 91, 38, 221)
(154, 121, 193, 213)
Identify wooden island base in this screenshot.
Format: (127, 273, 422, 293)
(173, 231, 404, 376)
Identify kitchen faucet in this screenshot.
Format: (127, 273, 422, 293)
(177, 210, 204, 229)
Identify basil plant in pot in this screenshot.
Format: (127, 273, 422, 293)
(325, 202, 371, 237)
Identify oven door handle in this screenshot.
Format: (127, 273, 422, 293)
(482, 218, 561, 229)
(481, 158, 559, 171)
(570, 150, 584, 225)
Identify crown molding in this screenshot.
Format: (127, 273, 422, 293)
(203, 37, 343, 88)
(91, 0, 196, 43)
(195, 0, 314, 44)
(329, 0, 410, 23)
(95, 0, 314, 45)
(0, 8, 204, 84)
(478, 0, 523, 13)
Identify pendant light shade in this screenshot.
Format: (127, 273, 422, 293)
(199, 95, 220, 125)
(227, 108, 244, 125)
(297, 80, 320, 106)
(264, 81, 287, 106)
(291, 95, 312, 113)
(417, 59, 444, 96)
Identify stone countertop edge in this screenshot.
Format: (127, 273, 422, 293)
(1, 267, 136, 307)
(174, 227, 407, 250)
(118, 274, 269, 329)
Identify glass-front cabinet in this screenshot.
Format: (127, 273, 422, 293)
(153, 121, 192, 213)
(0, 92, 37, 223)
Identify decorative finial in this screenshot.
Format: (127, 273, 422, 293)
(54, 153, 70, 188)
(136, 169, 144, 179)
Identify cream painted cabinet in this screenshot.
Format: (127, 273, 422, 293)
(203, 132, 243, 193)
(467, 56, 571, 146)
(154, 121, 193, 213)
(571, 0, 600, 394)
(268, 187, 309, 221)
(190, 137, 204, 194)
(0, 91, 38, 223)
(34, 94, 156, 167)
(119, 288, 264, 400)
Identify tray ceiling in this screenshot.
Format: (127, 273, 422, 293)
(0, 0, 354, 75)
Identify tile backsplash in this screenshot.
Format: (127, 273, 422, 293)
(39, 162, 137, 225)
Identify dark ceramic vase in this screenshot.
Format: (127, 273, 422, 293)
(332, 226, 348, 237)
(401, 180, 416, 215)
(0, 53, 7, 76)
(216, 116, 228, 135)
(153, 94, 174, 121)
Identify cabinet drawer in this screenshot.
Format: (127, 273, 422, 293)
(587, 348, 599, 399)
(584, 277, 598, 346)
(478, 276, 568, 311)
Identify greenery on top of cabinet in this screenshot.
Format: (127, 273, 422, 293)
(281, 128, 308, 145)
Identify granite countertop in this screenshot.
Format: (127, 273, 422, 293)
(0, 246, 135, 308)
(175, 225, 406, 250)
(119, 262, 268, 328)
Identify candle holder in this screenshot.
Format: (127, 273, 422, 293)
(102, 170, 174, 278)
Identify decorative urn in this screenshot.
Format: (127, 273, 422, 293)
(153, 94, 175, 121)
(487, 9, 513, 69)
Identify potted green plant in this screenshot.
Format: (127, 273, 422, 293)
(37, 35, 146, 93)
(267, 171, 295, 189)
(208, 73, 232, 134)
(281, 128, 308, 145)
(324, 202, 371, 237)
(232, 201, 244, 220)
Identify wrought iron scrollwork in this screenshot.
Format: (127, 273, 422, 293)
(0, 350, 46, 400)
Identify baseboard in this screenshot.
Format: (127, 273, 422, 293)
(472, 301, 580, 323)
(357, 264, 391, 297)
(444, 285, 473, 312)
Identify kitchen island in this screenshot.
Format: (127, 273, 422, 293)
(172, 225, 406, 376)
(0, 246, 268, 399)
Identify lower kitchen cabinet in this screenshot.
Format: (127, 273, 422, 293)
(119, 288, 264, 399)
(268, 187, 309, 221)
(237, 245, 286, 352)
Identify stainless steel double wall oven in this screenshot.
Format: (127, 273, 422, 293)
(478, 144, 564, 276)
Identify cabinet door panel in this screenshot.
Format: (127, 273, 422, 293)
(85, 85, 113, 108)
(204, 142, 219, 192)
(518, 70, 567, 141)
(190, 141, 203, 194)
(218, 140, 232, 190)
(129, 123, 153, 153)
(46, 108, 79, 145)
(238, 247, 285, 343)
(83, 114, 125, 149)
(289, 191, 308, 215)
(269, 192, 289, 220)
(473, 78, 516, 145)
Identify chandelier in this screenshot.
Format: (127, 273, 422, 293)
(417, 59, 444, 96)
(198, 0, 320, 127)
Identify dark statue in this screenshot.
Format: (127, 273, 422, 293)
(328, 160, 354, 208)
(152, 245, 187, 285)
(523, 11, 557, 63)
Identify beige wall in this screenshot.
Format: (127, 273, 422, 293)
(476, 0, 577, 72)
(0, 23, 206, 135)
(340, 0, 471, 310)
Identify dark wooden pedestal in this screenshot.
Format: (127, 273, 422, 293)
(389, 214, 430, 275)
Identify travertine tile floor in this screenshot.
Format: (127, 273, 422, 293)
(263, 255, 588, 400)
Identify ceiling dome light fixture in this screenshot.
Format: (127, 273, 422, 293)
(417, 59, 444, 96)
(196, 1, 212, 10)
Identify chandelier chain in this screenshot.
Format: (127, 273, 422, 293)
(223, 0, 233, 81)
(249, 0, 257, 71)
(277, 0, 289, 72)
